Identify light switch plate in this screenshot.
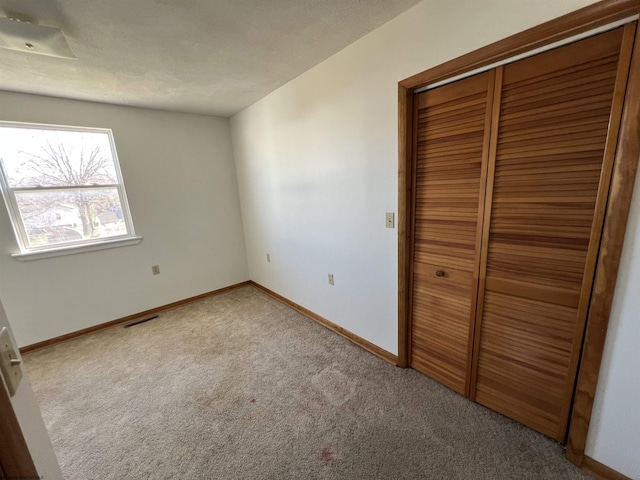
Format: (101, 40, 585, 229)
(386, 212, 395, 228)
(0, 327, 22, 397)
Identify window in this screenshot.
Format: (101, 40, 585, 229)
(0, 122, 139, 258)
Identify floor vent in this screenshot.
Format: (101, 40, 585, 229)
(124, 315, 159, 328)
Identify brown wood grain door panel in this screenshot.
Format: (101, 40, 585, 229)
(410, 71, 494, 395)
(471, 26, 630, 441)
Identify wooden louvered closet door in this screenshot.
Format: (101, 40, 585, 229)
(408, 23, 636, 442)
(470, 26, 635, 441)
(409, 72, 494, 394)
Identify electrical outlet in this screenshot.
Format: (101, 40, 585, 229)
(267, 253, 271, 263)
(152, 265, 160, 275)
(328, 273, 334, 285)
(386, 212, 395, 228)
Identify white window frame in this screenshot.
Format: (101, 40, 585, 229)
(0, 121, 142, 260)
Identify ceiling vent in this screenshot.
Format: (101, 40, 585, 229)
(0, 15, 76, 59)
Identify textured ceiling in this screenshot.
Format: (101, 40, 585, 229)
(0, 0, 422, 116)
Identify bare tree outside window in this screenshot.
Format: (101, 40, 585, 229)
(0, 124, 135, 252)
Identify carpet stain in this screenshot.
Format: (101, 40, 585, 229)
(311, 367, 356, 406)
(321, 447, 335, 465)
(249, 398, 256, 403)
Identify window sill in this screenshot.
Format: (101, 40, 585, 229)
(12, 236, 143, 261)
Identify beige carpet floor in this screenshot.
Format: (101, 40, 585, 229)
(24, 285, 591, 479)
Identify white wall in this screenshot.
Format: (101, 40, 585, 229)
(230, 0, 640, 477)
(0, 91, 249, 347)
(230, 0, 598, 355)
(0, 299, 62, 479)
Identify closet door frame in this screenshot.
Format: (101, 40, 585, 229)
(397, 0, 640, 468)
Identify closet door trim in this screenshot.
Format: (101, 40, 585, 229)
(399, 0, 640, 92)
(467, 66, 503, 397)
(559, 21, 637, 442)
(566, 18, 640, 464)
(398, 0, 640, 467)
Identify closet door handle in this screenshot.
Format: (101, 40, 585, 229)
(435, 270, 446, 278)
